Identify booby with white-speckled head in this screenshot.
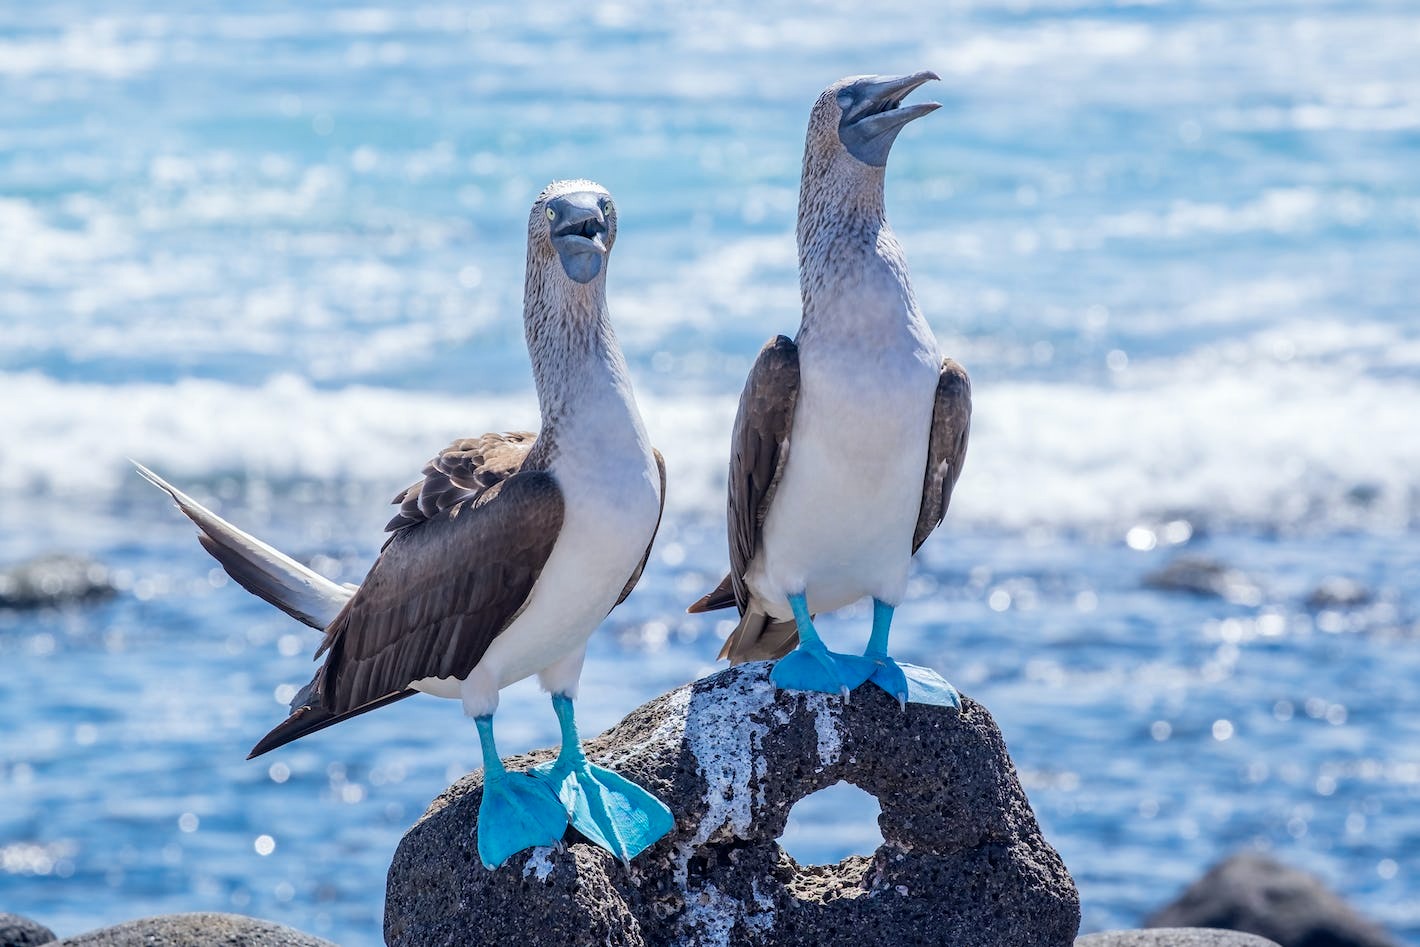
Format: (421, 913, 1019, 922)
(137, 180, 673, 869)
(690, 73, 972, 708)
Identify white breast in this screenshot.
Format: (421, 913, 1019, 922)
(747, 314, 940, 621)
(481, 455, 658, 676)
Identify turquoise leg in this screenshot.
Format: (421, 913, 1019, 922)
(531, 694, 674, 864)
(864, 599, 961, 710)
(770, 592, 876, 698)
(474, 715, 569, 870)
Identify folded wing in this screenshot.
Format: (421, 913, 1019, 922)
(250, 470, 565, 757)
(689, 335, 800, 616)
(913, 358, 972, 553)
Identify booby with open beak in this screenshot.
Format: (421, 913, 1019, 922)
(690, 73, 972, 708)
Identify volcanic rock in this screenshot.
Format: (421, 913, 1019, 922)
(386, 662, 1079, 947)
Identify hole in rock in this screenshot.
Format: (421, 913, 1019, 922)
(778, 781, 883, 865)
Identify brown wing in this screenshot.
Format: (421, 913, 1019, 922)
(385, 432, 536, 532)
(614, 448, 666, 608)
(913, 358, 972, 554)
(249, 470, 564, 757)
(688, 336, 799, 615)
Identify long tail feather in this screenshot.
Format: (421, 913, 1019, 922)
(133, 461, 354, 630)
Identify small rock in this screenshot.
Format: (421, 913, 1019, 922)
(1078, 931, 1279, 947)
(386, 662, 1080, 947)
(0, 555, 116, 610)
(1143, 557, 1261, 605)
(0, 913, 56, 947)
(1305, 577, 1373, 610)
(1146, 852, 1398, 947)
(54, 913, 334, 946)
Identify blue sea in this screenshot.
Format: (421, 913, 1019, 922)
(2, 1, 1418, 943)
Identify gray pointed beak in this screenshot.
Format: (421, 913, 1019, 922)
(547, 192, 610, 283)
(838, 70, 941, 167)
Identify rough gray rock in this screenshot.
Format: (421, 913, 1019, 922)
(1142, 557, 1260, 605)
(1146, 852, 1398, 947)
(1078, 931, 1279, 947)
(386, 662, 1079, 947)
(0, 554, 116, 610)
(1305, 577, 1373, 610)
(0, 913, 56, 947)
(54, 913, 334, 946)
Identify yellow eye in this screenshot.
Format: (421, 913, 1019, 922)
(546, 207, 555, 221)
(599, 198, 611, 214)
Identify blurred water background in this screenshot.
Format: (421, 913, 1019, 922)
(2, 0, 1418, 943)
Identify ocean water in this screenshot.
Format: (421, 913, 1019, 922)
(2, 0, 1419, 943)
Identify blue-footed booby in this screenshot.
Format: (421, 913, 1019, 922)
(138, 180, 674, 869)
(689, 73, 972, 708)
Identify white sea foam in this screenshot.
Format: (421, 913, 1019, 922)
(4, 343, 1417, 534)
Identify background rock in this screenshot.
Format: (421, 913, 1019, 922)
(1078, 931, 1279, 946)
(1305, 577, 1373, 610)
(1142, 556, 1261, 605)
(54, 913, 334, 946)
(1146, 852, 1398, 947)
(386, 662, 1079, 947)
(0, 913, 56, 947)
(0, 554, 115, 610)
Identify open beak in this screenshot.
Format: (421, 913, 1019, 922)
(838, 70, 941, 166)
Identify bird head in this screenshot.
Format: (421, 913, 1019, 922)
(807, 71, 940, 170)
(529, 180, 617, 285)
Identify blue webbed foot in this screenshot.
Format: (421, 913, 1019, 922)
(476, 771, 569, 870)
(533, 693, 674, 863)
(862, 599, 960, 709)
(866, 656, 961, 709)
(473, 713, 569, 869)
(533, 759, 674, 863)
(772, 592, 876, 697)
(771, 643, 876, 697)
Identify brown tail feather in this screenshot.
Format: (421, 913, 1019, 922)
(688, 573, 737, 614)
(717, 607, 800, 664)
(247, 689, 416, 759)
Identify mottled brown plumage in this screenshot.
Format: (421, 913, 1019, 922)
(385, 432, 536, 532)
(249, 471, 565, 757)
